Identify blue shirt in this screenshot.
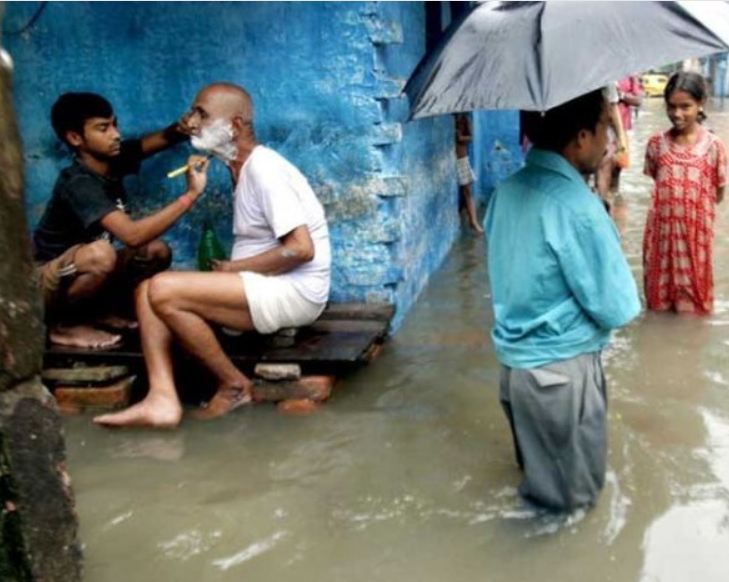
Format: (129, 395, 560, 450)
(485, 148, 640, 369)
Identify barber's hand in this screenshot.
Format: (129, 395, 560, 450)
(211, 259, 232, 273)
(186, 155, 209, 199)
(175, 111, 195, 137)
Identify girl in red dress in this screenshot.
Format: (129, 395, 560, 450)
(643, 72, 727, 314)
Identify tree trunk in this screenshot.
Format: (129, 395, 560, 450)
(0, 4, 83, 580)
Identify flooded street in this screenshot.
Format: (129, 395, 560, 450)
(63, 97, 729, 581)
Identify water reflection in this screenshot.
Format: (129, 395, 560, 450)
(640, 410, 729, 582)
(62, 97, 729, 581)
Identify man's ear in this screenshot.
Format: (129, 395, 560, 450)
(575, 128, 590, 150)
(231, 118, 241, 138)
(231, 116, 251, 139)
(65, 130, 84, 148)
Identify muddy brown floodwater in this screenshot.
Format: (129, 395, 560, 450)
(63, 98, 729, 581)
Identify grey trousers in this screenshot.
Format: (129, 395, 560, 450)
(499, 352, 607, 511)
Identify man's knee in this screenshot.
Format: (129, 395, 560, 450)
(134, 278, 150, 303)
(77, 240, 117, 277)
(147, 272, 181, 315)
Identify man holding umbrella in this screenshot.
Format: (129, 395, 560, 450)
(405, 0, 729, 512)
(485, 89, 640, 511)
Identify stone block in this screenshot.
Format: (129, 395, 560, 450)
(377, 175, 409, 198)
(373, 76, 405, 99)
(277, 327, 299, 337)
(0, 379, 82, 580)
(277, 398, 320, 415)
(365, 18, 403, 45)
(53, 376, 134, 414)
(366, 289, 395, 305)
(254, 363, 302, 381)
(297, 375, 335, 401)
(370, 218, 402, 243)
(266, 327, 300, 348)
(42, 365, 130, 385)
(371, 122, 402, 146)
(252, 375, 336, 403)
(345, 263, 402, 287)
(267, 336, 295, 348)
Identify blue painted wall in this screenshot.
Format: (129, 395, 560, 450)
(472, 110, 524, 209)
(372, 2, 459, 326)
(704, 53, 729, 100)
(5, 1, 519, 331)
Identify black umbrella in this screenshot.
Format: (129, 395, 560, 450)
(405, 0, 729, 117)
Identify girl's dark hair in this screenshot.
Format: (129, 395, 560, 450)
(664, 72, 707, 122)
(520, 89, 605, 153)
(51, 92, 114, 146)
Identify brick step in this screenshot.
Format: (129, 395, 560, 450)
(50, 371, 335, 413)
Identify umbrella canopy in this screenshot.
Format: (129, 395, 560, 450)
(405, 1, 729, 118)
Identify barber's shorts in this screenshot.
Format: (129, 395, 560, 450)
(38, 244, 82, 314)
(457, 156, 476, 187)
(240, 272, 325, 334)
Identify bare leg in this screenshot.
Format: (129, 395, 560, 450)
(94, 280, 183, 429)
(95, 239, 173, 329)
(148, 272, 257, 419)
(47, 240, 122, 349)
(460, 184, 484, 234)
(65, 241, 118, 300)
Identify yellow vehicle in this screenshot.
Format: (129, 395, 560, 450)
(641, 72, 670, 97)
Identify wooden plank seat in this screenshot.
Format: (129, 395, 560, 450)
(44, 304, 394, 411)
(43, 302, 395, 380)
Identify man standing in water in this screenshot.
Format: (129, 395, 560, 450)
(485, 89, 640, 511)
(95, 82, 331, 428)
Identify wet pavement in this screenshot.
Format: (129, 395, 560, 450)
(63, 97, 729, 581)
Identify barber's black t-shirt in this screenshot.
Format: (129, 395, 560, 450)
(33, 139, 144, 262)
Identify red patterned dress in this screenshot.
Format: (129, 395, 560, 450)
(643, 127, 727, 314)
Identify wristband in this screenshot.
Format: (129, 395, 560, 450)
(178, 193, 194, 210)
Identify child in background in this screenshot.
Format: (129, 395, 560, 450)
(594, 83, 629, 217)
(455, 113, 484, 234)
(643, 72, 727, 314)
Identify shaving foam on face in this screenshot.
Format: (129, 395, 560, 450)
(191, 119, 238, 162)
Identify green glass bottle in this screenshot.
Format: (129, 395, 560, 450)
(197, 221, 227, 271)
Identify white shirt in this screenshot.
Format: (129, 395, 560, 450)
(231, 145, 331, 305)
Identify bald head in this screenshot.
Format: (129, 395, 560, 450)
(195, 82, 254, 122)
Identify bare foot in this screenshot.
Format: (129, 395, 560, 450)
(49, 325, 122, 350)
(93, 395, 183, 429)
(194, 384, 253, 420)
(95, 313, 139, 331)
